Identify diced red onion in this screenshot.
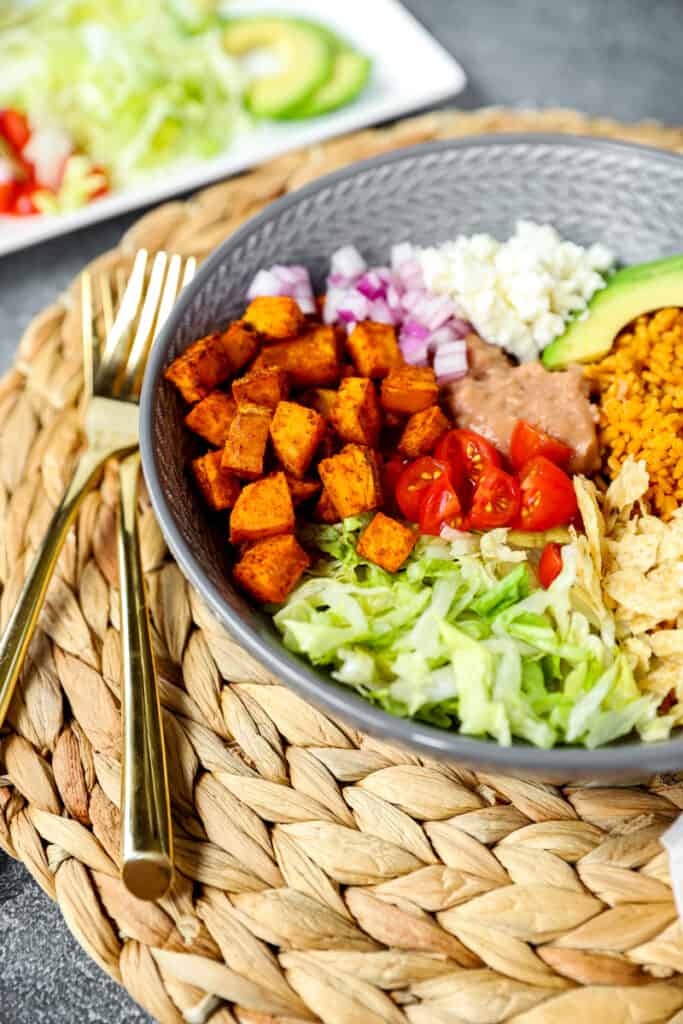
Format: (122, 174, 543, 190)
(401, 318, 430, 341)
(368, 298, 394, 324)
(337, 290, 370, 324)
(272, 264, 308, 287)
(248, 264, 315, 314)
(247, 269, 284, 299)
(356, 270, 386, 300)
(330, 245, 366, 283)
(401, 340, 430, 366)
(395, 258, 425, 291)
(434, 340, 468, 383)
(386, 284, 403, 315)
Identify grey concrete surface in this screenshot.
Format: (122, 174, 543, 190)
(1, 0, 683, 1020)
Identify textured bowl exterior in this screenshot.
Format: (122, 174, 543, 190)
(141, 135, 683, 779)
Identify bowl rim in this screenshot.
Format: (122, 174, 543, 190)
(141, 132, 683, 773)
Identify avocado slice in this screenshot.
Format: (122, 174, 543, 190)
(287, 50, 372, 119)
(542, 253, 683, 369)
(223, 16, 332, 119)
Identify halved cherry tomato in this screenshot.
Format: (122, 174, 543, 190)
(510, 420, 573, 471)
(88, 163, 110, 200)
(0, 109, 30, 152)
(469, 465, 520, 529)
(433, 430, 466, 494)
(539, 542, 563, 588)
(0, 181, 17, 214)
(395, 457, 449, 522)
(419, 478, 463, 535)
(516, 456, 578, 532)
(382, 456, 409, 514)
(11, 182, 40, 216)
(439, 429, 502, 487)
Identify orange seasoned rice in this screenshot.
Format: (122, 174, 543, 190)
(583, 307, 683, 519)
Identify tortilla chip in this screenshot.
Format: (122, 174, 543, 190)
(604, 456, 649, 518)
(622, 635, 652, 674)
(649, 630, 683, 658)
(605, 533, 660, 574)
(573, 475, 605, 574)
(604, 569, 683, 623)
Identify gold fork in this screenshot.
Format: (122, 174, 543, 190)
(0, 248, 195, 899)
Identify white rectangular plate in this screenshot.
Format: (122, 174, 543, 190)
(0, 0, 465, 258)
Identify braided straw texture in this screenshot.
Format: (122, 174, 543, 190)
(3, 108, 683, 1024)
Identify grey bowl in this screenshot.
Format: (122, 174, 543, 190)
(141, 134, 683, 780)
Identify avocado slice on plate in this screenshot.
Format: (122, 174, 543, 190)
(542, 253, 683, 369)
(223, 16, 333, 119)
(289, 49, 372, 118)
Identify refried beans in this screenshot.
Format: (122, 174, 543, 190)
(444, 335, 600, 474)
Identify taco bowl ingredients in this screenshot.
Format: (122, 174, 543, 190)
(356, 513, 417, 571)
(274, 520, 665, 748)
(583, 307, 683, 519)
(419, 477, 464, 535)
(233, 534, 310, 604)
(510, 419, 573, 471)
(185, 391, 237, 447)
(469, 465, 521, 530)
(438, 428, 501, 486)
(395, 457, 449, 522)
(419, 220, 614, 362)
(518, 456, 579, 532)
(539, 542, 564, 588)
(398, 405, 449, 459)
(380, 365, 439, 415)
(192, 451, 241, 512)
(543, 253, 683, 369)
(318, 444, 382, 519)
(229, 472, 294, 543)
(446, 357, 599, 474)
(223, 409, 272, 480)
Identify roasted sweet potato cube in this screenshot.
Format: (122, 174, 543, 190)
(302, 388, 338, 423)
(185, 391, 237, 446)
(314, 488, 341, 523)
(318, 444, 382, 519)
(232, 366, 289, 411)
(233, 534, 309, 604)
(347, 321, 403, 378)
(221, 320, 260, 374)
(356, 513, 417, 573)
(164, 333, 233, 403)
(260, 325, 342, 387)
(331, 377, 381, 447)
(380, 366, 439, 415)
(192, 450, 241, 511)
(270, 401, 326, 478)
(398, 404, 449, 458)
(229, 472, 294, 543)
(286, 476, 321, 506)
(244, 296, 304, 340)
(222, 409, 271, 479)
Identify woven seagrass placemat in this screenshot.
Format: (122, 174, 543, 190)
(3, 108, 683, 1024)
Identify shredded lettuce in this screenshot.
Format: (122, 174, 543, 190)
(274, 523, 667, 749)
(0, 0, 246, 185)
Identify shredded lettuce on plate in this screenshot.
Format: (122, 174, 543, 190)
(273, 519, 667, 748)
(0, 0, 246, 185)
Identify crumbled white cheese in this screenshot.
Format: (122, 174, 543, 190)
(418, 221, 614, 362)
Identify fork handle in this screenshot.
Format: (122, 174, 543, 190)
(118, 452, 173, 902)
(0, 447, 109, 729)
